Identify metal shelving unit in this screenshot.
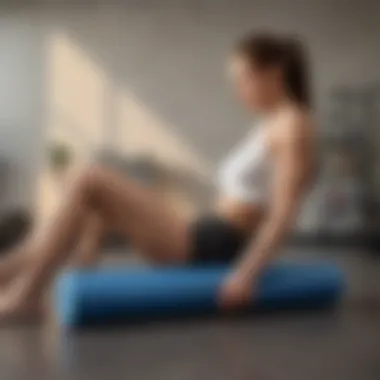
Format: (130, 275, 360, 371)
(321, 83, 380, 250)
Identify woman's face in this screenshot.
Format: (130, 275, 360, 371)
(229, 54, 281, 112)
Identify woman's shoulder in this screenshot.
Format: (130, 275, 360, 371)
(275, 106, 313, 142)
(266, 107, 314, 156)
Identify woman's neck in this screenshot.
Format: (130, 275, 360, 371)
(259, 98, 301, 122)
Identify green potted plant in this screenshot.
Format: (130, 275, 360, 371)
(48, 141, 73, 175)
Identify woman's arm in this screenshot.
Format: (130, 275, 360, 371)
(219, 114, 311, 308)
(236, 116, 309, 281)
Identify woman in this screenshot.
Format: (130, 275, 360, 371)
(0, 31, 314, 318)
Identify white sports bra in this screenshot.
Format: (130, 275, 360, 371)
(217, 125, 272, 204)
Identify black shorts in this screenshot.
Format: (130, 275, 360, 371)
(190, 215, 247, 264)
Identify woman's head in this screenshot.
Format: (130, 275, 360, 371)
(230, 32, 311, 112)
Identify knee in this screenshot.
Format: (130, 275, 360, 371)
(69, 165, 104, 205)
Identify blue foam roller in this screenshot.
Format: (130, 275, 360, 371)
(55, 261, 345, 327)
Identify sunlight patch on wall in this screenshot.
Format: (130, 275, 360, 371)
(114, 86, 213, 182)
(40, 31, 213, 221)
(39, 31, 110, 222)
(46, 30, 109, 165)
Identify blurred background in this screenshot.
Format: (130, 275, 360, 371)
(0, 0, 379, 379)
(0, 0, 380, 251)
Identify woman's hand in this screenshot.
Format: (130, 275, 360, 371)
(218, 271, 256, 311)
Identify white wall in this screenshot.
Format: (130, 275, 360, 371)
(47, 1, 380, 163)
(0, 13, 44, 209)
(0, 0, 379, 219)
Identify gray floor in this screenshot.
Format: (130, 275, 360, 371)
(0, 248, 379, 380)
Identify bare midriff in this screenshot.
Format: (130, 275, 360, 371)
(214, 197, 265, 237)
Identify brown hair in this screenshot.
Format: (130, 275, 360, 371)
(235, 32, 312, 108)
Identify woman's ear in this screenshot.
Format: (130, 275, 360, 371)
(269, 64, 284, 90)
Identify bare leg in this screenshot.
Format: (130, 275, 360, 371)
(0, 212, 104, 283)
(0, 212, 104, 320)
(68, 213, 104, 268)
(0, 245, 31, 285)
(0, 166, 191, 317)
(0, 178, 90, 317)
(0, 194, 88, 284)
